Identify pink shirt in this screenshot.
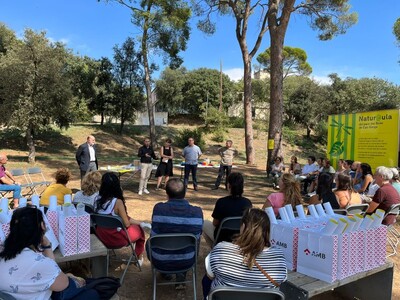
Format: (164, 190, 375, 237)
(0, 165, 6, 180)
(267, 192, 285, 216)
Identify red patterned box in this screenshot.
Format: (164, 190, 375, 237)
(373, 225, 387, 267)
(337, 233, 350, 280)
(77, 212, 90, 254)
(58, 210, 78, 256)
(46, 210, 59, 240)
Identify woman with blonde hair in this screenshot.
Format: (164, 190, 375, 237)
(73, 171, 102, 206)
(262, 173, 303, 216)
(40, 168, 72, 206)
(202, 208, 287, 298)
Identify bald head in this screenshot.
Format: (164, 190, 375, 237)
(0, 153, 7, 164)
(166, 178, 186, 199)
(87, 135, 95, 146)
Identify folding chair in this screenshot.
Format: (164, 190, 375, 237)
(90, 214, 142, 284)
(9, 168, 35, 197)
(213, 216, 242, 247)
(346, 203, 369, 216)
(208, 286, 285, 300)
(147, 233, 198, 300)
(25, 167, 51, 195)
(384, 203, 400, 258)
(333, 209, 348, 215)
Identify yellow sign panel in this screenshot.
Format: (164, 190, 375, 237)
(268, 139, 275, 150)
(327, 109, 399, 171)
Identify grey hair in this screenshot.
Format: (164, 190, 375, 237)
(390, 167, 399, 181)
(375, 166, 393, 181)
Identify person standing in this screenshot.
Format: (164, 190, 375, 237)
(138, 138, 157, 196)
(182, 137, 202, 191)
(155, 138, 174, 191)
(75, 135, 98, 180)
(211, 140, 238, 190)
(0, 153, 21, 208)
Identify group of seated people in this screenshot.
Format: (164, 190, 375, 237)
(2, 154, 400, 299)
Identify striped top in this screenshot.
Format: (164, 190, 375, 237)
(210, 242, 287, 290)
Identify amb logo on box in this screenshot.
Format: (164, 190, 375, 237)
(304, 248, 326, 259)
(271, 239, 287, 248)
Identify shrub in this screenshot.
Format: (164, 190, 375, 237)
(175, 128, 206, 149)
(283, 126, 296, 146)
(212, 129, 226, 143)
(314, 120, 328, 145)
(228, 117, 245, 128)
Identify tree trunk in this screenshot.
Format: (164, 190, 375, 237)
(26, 125, 35, 164)
(243, 57, 255, 165)
(306, 126, 311, 138)
(100, 112, 104, 126)
(142, 13, 156, 149)
(267, 28, 285, 172)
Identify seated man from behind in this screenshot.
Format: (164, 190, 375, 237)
(203, 172, 252, 248)
(0, 153, 21, 208)
(149, 178, 204, 289)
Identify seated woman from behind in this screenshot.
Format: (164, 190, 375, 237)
(353, 163, 373, 194)
(202, 208, 287, 298)
(262, 173, 303, 216)
(73, 171, 102, 206)
(0, 206, 99, 300)
(334, 173, 362, 208)
(309, 173, 339, 209)
(94, 172, 146, 266)
(40, 168, 72, 206)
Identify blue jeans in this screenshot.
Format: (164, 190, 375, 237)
(0, 184, 21, 199)
(184, 164, 198, 187)
(52, 278, 100, 300)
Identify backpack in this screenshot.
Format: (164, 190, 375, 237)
(84, 276, 121, 300)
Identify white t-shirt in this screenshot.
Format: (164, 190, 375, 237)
(0, 248, 61, 300)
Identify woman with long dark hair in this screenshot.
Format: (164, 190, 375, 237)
(94, 172, 146, 265)
(354, 163, 373, 194)
(202, 208, 287, 298)
(309, 173, 339, 209)
(0, 206, 98, 299)
(334, 173, 362, 208)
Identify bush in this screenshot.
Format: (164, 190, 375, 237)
(283, 126, 296, 146)
(212, 129, 226, 143)
(175, 128, 206, 150)
(228, 117, 245, 128)
(202, 106, 229, 133)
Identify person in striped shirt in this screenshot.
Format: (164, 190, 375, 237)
(149, 178, 204, 289)
(203, 208, 287, 298)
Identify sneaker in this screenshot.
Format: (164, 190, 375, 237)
(211, 186, 218, 190)
(138, 190, 143, 196)
(143, 188, 150, 194)
(155, 187, 160, 191)
(193, 185, 198, 191)
(137, 256, 144, 267)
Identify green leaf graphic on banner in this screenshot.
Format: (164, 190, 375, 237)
(329, 141, 344, 156)
(330, 119, 353, 138)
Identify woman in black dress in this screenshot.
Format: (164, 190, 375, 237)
(155, 138, 174, 190)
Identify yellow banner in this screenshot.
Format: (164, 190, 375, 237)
(327, 109, 399, 171)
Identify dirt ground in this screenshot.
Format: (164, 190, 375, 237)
(2, 124, 399, 299)
(60, 166, 400, 299)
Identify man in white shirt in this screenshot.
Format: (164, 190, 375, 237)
(297, 156, 318, 194)
(76, 135, 98, 180)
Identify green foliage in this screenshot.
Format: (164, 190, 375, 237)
(228, 117, 245, 128)
(202, 106, 229, 133)
(283, 126, 297, 146)
(175, 128, 206, 150)
(212, 128, 226, 143)
(257, 46, 312, 79)
(314, 121, 328, 144)
(394, 18, 400, 49)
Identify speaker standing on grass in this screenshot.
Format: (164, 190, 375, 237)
(211, 140, 238, 190)
(137, 138, 157, 196)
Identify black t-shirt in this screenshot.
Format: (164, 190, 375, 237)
(212, 195, 252, 239)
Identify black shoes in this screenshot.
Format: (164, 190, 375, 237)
(211, 186, 219, 190)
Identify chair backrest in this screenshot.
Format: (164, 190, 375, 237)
(91, 213, 124, 229)
(208, 286, 285, 300)
(333, 209, 348, 216)
(346, 204, 369, 215)
(147, 233, 198, 272)
(26, 167, 42, 175)
(10, 168, 25, 177)
(384, 203, 400, 219)
(84, 204, 95, 214)
(214, 216, 242, 246)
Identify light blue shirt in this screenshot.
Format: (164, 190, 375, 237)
(182, 145, 202, 165)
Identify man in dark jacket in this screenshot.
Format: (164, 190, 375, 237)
(76, 135, 98, 180)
